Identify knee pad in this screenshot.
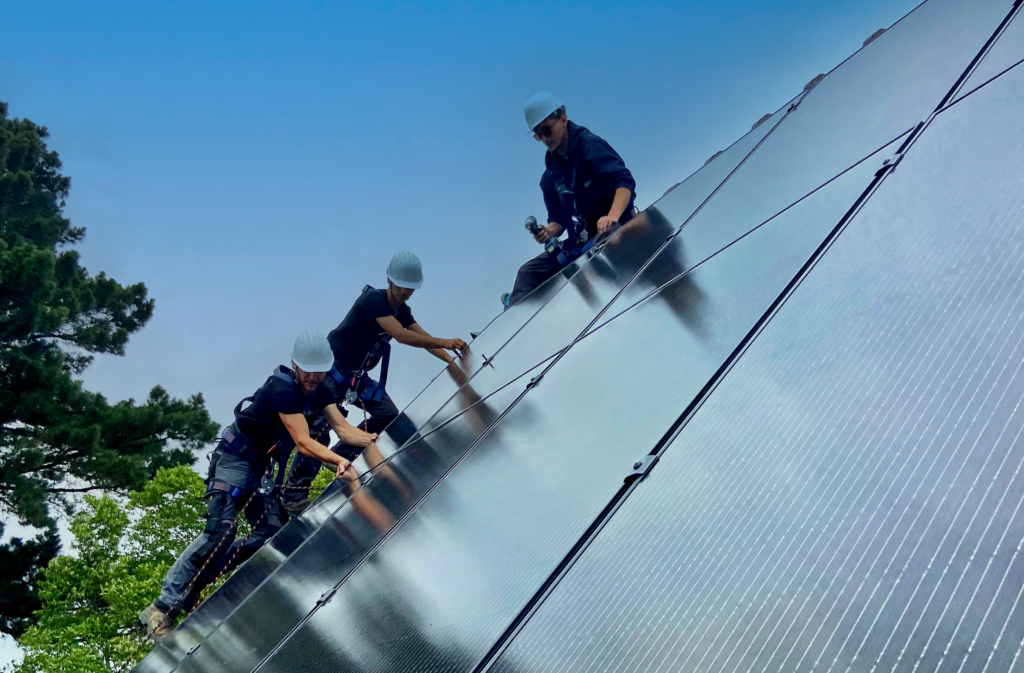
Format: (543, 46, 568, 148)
(203, 493, 237, 536)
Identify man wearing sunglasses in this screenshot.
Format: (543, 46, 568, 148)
(505, 92, 636, 308)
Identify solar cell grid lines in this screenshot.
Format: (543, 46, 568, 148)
(132, 0, 1024, 671)
(491, 58, 1024, 673)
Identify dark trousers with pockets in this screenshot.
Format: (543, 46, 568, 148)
(508, 251, 564, 308)
(154, 449, 288, 616)
(180, 490, 288, 613)
(508, 223, 623, 309)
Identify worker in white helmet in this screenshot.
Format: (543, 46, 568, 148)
(281, 251, 467, 514)
(506, 92, 637, 308)
(140, 332, 383, 639)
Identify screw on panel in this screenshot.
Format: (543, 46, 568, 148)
(625, 455, 659, 484)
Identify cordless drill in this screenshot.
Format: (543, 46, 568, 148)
(525, 216, 562, 255)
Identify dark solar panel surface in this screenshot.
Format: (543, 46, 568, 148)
(253, 139, 901, 672)
(171, 364, 546, 673)
(491, 62, 1024, 673)
(132, 1, 1021, 672)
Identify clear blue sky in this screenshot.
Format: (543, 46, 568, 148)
(1, 0, 924, 662)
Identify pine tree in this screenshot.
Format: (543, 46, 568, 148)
(0, 100, 219, 636)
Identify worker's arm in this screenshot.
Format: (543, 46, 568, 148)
(322, 403, 377, 448)
(407, 323, 463, 363)
(596, 187, 633, 234)
(376, 315, 466, 356)
(279, 412, 350, 478)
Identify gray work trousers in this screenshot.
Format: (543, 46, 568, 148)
(154, 449, 265, 616)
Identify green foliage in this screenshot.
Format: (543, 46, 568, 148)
(0, 99, 219, 635)
(308, 465, 335, 503)
(12, 466, 206, 673)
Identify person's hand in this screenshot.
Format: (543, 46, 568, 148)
(441, 338, 467, 354)
(534, 223, 561, 244)
(597, 215, 619, 234)
(334, 456, 352, 478)
(341, 427, 377, 448)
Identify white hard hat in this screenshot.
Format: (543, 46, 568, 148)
(386, 250, 423, 289)
(524, 92, 563, 133)
(291, 331, 334, 373)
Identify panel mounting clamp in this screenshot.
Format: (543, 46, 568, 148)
(624, 454, 659, 485)
(876, 151, 906, 177)
(187, 644, 201, 657)
(481, 354, 496, 369)
(526, 373, 544, 389)
(316, 588, 336, 607)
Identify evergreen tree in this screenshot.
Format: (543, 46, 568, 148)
(0, 99, 219, 636)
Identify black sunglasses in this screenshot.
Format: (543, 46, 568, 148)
(533, 119, 558, 139)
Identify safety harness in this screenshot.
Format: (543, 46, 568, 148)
(331, 286, 394, 406)
(208, 368, 315, 500)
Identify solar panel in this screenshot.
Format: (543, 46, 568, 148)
(490, 60, 1024, 673)
(952, 9, 1023, 104)
(171, 364, 545, 673)
(250, 131, 916, 673)
(132, 1, 1021, 671)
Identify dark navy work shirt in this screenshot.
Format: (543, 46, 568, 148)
(328, 286, 417, 373)
(234, 366, 340, 455)
(542, 120, 636, 240)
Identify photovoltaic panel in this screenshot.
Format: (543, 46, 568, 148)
(159, 365, 542, 673)
(491, 62, 1024, 673)
(644, 97, 791, 229)
(587, 131, 907, 333)
(392, 96, 797, 439)
(251, 136, 902, 673)
(134, 480, 357, 671)
(131, 2, 1020, 672)
(952, 8, 1023, 104)
(654, 0, 1011, 276)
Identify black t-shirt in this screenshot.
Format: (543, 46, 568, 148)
(234, 366, 341, 454)
(328, 286, 417, 373)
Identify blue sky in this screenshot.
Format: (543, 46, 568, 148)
(0, 0, 920, 657)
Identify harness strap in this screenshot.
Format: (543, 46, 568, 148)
(206, 480, 247, 500)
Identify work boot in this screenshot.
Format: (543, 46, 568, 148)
(139, 604, 173, 640)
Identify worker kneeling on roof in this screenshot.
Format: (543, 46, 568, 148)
(281, 251, 468, 515)
(505, 92, 637, 309)
(140, 332, 378, 640)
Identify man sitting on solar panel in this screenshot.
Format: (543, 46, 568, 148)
(139, 332, 386, 640)
(504, 92, 637, 309)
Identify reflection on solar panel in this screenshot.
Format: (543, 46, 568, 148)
(134, 0, 1024, 670)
